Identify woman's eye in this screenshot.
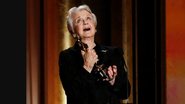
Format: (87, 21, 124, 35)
(76, 19, 82, 24)
(87, 17, 92, 20)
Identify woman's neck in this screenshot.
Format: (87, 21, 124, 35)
(81, 38, 96, 50)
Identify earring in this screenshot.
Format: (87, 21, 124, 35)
(72, 34, 77, 38)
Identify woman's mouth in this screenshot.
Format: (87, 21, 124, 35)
(83, 27, 91, 32)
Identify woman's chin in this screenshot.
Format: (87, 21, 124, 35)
(81, 34, 94, 39)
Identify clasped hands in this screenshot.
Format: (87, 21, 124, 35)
(81, 49, 117, 85)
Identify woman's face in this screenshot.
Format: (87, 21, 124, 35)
(72, 10, 96, 39)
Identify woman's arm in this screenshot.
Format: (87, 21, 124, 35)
(109, 48, 131, 100)
(59, 51, 95, 104)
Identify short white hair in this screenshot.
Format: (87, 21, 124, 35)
(66, 4, 97, 35)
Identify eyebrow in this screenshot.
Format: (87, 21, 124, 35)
(74, 14, 92, 20)
(74, 17, 80, 20)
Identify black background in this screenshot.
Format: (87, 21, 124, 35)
(1, 0, 26, 103)
(133, 0, 165, 104)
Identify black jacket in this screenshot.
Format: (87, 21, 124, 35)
(59, 42, 131, 104)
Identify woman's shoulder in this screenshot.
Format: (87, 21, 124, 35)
(99, 44, 124, 55)
(59, 47, 77, 58)
(59, 47, 71, 54)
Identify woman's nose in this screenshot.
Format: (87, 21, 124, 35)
(83, 19, 88, 25)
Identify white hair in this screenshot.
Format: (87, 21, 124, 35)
(66, 4, 97, 36)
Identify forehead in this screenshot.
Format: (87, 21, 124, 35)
(72, 9, 92, 19)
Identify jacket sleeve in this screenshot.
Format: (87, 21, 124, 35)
(109, 48, 131, 100)
(58, 51, 95, 104)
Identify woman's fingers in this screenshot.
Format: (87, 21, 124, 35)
(81, 49, 98, 69)
(106, 65, 117, 81)
(112, 65, 117, 76)
(107, 66, 113, 79)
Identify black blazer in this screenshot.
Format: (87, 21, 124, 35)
(59, 42, 131, 104)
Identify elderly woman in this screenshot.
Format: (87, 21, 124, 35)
(59, 4, 131, 104)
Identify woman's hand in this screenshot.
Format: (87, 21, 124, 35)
(106, 65, 118, 85)
(81, 49, 98, 73)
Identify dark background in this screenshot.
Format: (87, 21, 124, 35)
(1, 0, 26, 104)
(133, 0, 165, 104)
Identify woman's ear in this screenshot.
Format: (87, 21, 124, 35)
(67, 23, 74, 34)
